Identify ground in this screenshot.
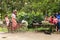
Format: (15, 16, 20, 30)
(0, 32, 60, 40)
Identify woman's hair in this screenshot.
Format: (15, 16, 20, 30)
(52, 16, 53, 18)
(54, 16, 56, 18)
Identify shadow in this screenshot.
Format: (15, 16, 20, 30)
(44, 31, 51, 35)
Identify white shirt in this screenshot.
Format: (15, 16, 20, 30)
(5, 17, 9, 22)
(12, 13, 16, 19)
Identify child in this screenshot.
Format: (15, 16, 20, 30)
(44, 16, 49, 21)
(49, 16, 54, 24)
(5, 15, 9, 27)
(21, 20, 28, 31)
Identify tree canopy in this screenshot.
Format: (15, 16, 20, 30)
(0, 0, 60, 20)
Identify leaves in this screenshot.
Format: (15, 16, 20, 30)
(0, 0, 60, 20)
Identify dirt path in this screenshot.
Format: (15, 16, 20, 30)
(0, 32, 60, 40)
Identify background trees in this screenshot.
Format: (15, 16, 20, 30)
(0, 0, 60, 22)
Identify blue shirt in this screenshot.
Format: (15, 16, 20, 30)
(56, 15, 60, 20)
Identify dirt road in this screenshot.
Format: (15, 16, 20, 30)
(0, 32, 60, 40)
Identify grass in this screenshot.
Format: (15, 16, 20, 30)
(37, 27, 50, 31)
(28, 27, 50, 32)
(0, 27, 8, 32)
(0, 27, 51, 32)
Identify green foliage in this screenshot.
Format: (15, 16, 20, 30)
(0, 0, 60, 23)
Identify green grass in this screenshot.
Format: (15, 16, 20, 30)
(0, 27, 51, 32)
(37, 27, 50, 31)
(28, 27, 50, 32)
(28, 28, 35, 32)
(0, 27, 8, 32)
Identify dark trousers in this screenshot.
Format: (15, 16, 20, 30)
(57, 22, 60, 30)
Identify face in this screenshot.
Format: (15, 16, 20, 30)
(13, 10, 17, 15)
(15, 12, 17, 15)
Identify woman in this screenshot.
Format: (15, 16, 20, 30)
(53, 16, 58, 31)
(11, 10, 17, 31)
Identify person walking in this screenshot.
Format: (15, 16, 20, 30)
(5, 15, 10, 32)
(11, 10, 17, 32)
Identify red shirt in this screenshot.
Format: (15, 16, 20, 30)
(49, 17, 53, 24)
(53, 18, 58, 24)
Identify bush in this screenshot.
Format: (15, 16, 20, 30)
(17, 12, 44, 28)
